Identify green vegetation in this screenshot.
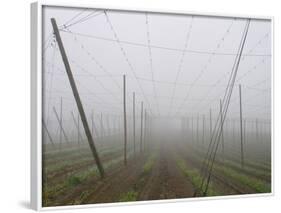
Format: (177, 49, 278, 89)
(176, 157, 219, 196)
(189, 153, 271, 193)
(45, 147, 123, 174)
(222, 159, 271, 180)
(42, 150, 136, 206)
(213, 164, 271, 193)
(143, 154, 155, 175)
(67, 168, 97, 187)
(119, 190, 138, 202)
(67, 176, 82, 187)
(186, 148, 271, 189)
(117, 153, 157, 203)
(187, 145, 271, 174)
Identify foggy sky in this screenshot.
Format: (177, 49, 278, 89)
(42, 6, 271, 130)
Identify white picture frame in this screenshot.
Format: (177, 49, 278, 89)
(31, 1, 274, 211)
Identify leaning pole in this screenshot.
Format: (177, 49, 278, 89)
(51, 18, 105, 178)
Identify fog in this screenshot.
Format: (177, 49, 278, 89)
(41, 5, 271, 157)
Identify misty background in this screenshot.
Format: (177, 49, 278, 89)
(42, 6, 271, 145)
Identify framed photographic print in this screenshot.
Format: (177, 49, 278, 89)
(31, 1, 273, 210)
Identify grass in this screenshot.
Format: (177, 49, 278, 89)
(191, 154, 271, 193)
(46, 157, 93, 175)
(119, 190, 138, 202)
(43, 150, 136, 206)
(185, 147, 271, 189)
(118, 153, 157, 203)
(187, 144, 271, 173)
(142, 154, 155, 175)
(222, 159, 271, 180)
(176, 157, 219, 196)
(45, 147, 124, 174)
(67, 176, 82, 187)
(67, 167, 98, 187)
(213, 164, 271, 193)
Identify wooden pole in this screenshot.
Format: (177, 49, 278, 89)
(197, 114, 199, 144)
(243, 119, 246, 147)
(70, 111, 82, 145)
(140, 101, 144, 153)
(106, 114, 111, 136)
(77, 112, 80, 145)
(256, 118, 259, 144)
(133, 92, 136, 158)
(220, 100, 225, 164)
(232, 119, 235, 145)
(144, 109, 147, 151)
(91, 111, 99, 138)
(209, 108, 212, 139)
(91, 112, 94, 136)
(202, 115, 205, 145)
(181, 117, 184, 141)
(51, 18, 105, 178)
(113, 115, 116, 135)
(191, 116, 194, 144)
(59, 97, 63, 150)
(123, 75, 127, 165)
(42, 119, 55, 146)
(186, 117, 189, 140)
(100, 112, 104, 138)
(53, 107, 69, 144)
(239, 84, 244, 169)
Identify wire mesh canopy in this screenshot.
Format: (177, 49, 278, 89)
(43, 7, 271, 122)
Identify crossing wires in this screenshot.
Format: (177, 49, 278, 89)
(190, 32, 270, 114)
(145, 12, 160, 115)
(195, 19, 251, 196)
(168, 16, 194, 116)
(104, 10, 153, 115)
(174, 18, 235, 116)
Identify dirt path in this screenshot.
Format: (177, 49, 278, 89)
(47, 139, 199, 206)
(138, 142, 195, 200)
(77, 141, 195, 204)
(82, 155, 147, 204)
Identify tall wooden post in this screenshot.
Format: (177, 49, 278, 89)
(186, 117, 189, 141)
(42, 119, 55, 146)
(181, 117, 184, 141)
(70, 111, 82, 145)
(140, 101, 144, 153)
(144, 109, 147, 151)
(106, 114, 111, 136)
(232, 119, 235, 145)
(243, 119, 246, 147)
(100, 112, 104, 138)
(53, 107, 69, 144)
(113, 115, 116, 135)
(123, 75, 127, 165)
(191, 116, 194, 144)
(77, 112, 80, 145)
(51, 18, 104, 178)
(220, 100, 225, 163)
(91, 111, 99, 138)
(239, 85, 244, 169)
(196, 114, 199, 144)
(202, 115, 205, 145)
(133, 92, 136, 158)
(59, 97, 63, 150)
(91, 112, 94, 136)
(209, 108, 212, 139)
(256, 118, 259, 144)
